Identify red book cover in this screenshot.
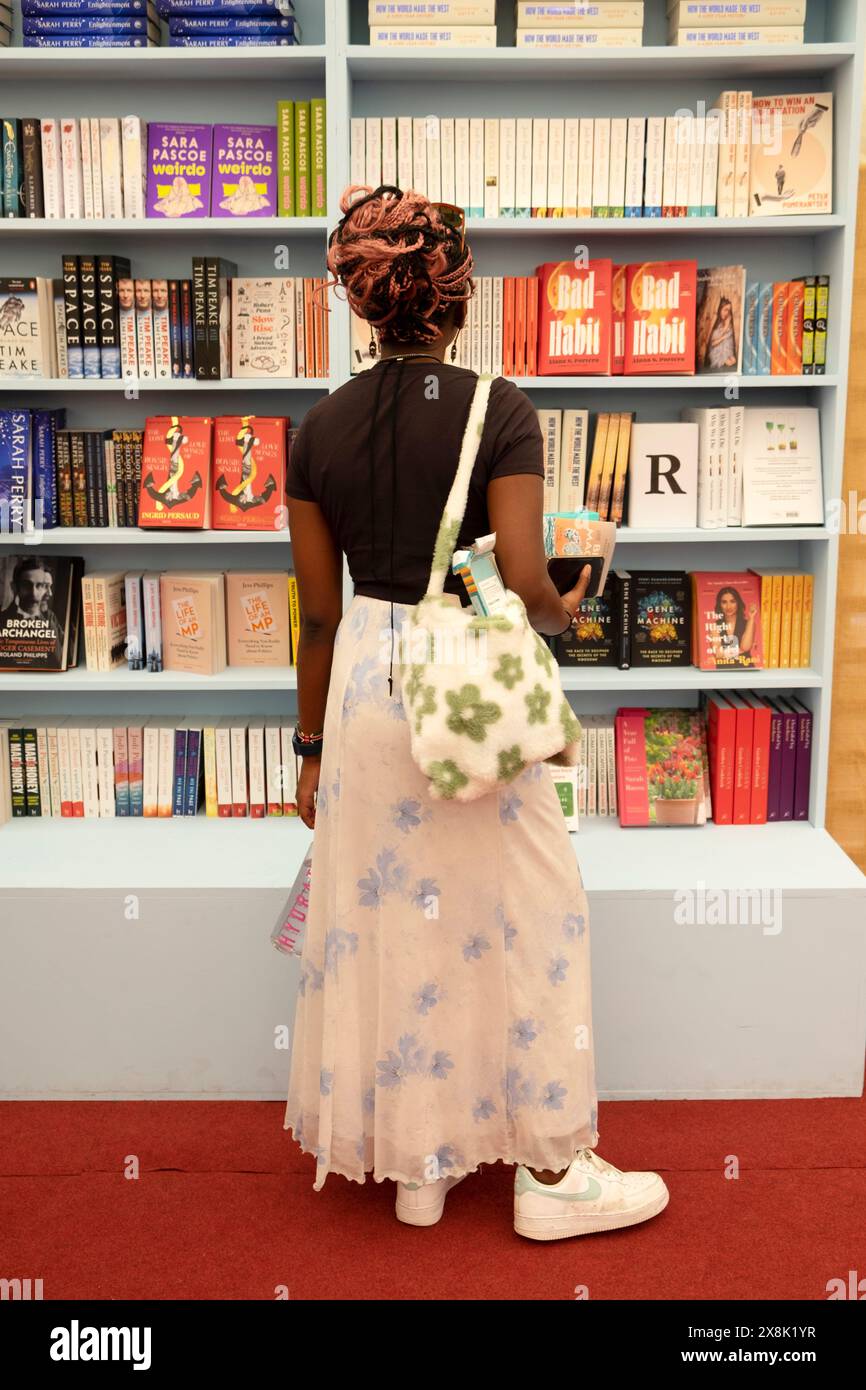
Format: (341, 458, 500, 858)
(514, 275, 527, 377)
(535, 259, 613, 376)
(624, 260, 697, 375)
(616, 707, 708, 827)
(138, 415, 213, 528)
(611, 263, 626, 375)
(742, 691, 771, 824)
(723, 692, 754, 825)
(691, 572, 764, 671)
(503, 276, 515, 377)
(525, 276, 538, 377)
(704, 691, 736, 826)
(212, 415, 288, 531)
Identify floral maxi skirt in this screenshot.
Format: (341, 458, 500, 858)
(284, 595, 598, 1189)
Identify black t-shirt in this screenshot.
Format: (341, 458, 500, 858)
(287, 359, 544, 604)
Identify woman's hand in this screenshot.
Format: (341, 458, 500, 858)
(297, 756, 321, 830)
(560, 564, 593, 619)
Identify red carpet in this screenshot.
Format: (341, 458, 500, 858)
(1, 1092, 864, 1301)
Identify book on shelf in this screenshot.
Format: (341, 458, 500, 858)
(555, 570, 628, 668)
(748, 569, 813, 669)
(624, 260, 697, 375)
(368, 25, 496, 45)
(225, 571, 291, 668)
(626, 421, 699, 529)
(368, 0, 496, 19)
(750, 94, 833, 217)
(212, 415, 288, 531)
(0, 553, 82, 672)
(138, 415, 212, 528)
(628, 571, 691, 668)
(211, 124, 277, 218)
(160, 571, 226, 676)
(740, 407, 823, 527)
(691, 571, 764, 671)
(695, 265, 745, 374)
(615, 708, 710, 828)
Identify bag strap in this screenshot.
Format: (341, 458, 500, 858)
(425, 374, 496, 598)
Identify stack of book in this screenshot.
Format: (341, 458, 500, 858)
(368, 0, 497, 47)
(668, 0, 806, 47)
(352, 88, 831, 221)
(0, 713, 301, 823)
(704, 691, 813, 824)
(744, 277, 829, 375)
(515, 1, 644, 48)
(159, 0, 300, 47)
(21, 0, 162, 48)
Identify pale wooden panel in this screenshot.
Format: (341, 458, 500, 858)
(826, 173, 866, 870)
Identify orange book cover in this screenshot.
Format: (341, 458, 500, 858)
(304, 278, 316, 378)
(596, 413, 622, 522)
(624, 260, 696, 375)
(799, 574, 813, 667)
(611, 263, 626, 376)
(514, 275, 527, 377)
(789, 571, 805, 668)
(525, 276, 538, 377)
(138, 416, 213, 528)
(786, 279, 805, 375)
(225, 571, 291, 668)
(212, 415, 287, 531)
(314, 278, 325, 379)
(319, 278, 329, 377)
(771, 282, 789, 376)
(160, 572, 226, 675)
(536, 259, 613, 376)
(584, 413, 610, 515)
(503, 276, 515, 378)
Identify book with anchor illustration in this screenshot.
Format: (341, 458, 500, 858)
(749, 94, 833, 217)
(212, 416, 289, 531)
(137, 415, 213, 529)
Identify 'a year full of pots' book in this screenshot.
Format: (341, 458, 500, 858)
(615, 707, 711, 827)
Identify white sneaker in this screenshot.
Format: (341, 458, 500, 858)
(514, 1149, 669, 1241)
(395, 1174, 466, 1227)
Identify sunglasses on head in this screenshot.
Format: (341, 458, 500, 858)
(431, 202, 466, 251)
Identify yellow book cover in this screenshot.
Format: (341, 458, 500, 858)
(759, 574, 773, 667)
(779, 573, 794, 667)
(769, 574, 783, 667)
(202, 725, 217, 817)
(789, 572, 805, 669)
(287, 574, 300, 664)
(583, 414, 609, 515)
(596, 414, 622, 522)
(609, 414, 633, 526)
(799, 573, 814, 666)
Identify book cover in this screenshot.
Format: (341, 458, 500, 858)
(616, 708, 709, 827)
(535, 259, 613, 375)
(784, 695, 812, 821)
(741, 406, 823, 526)
(212, 415, 287, 531)
(627, 421, 699, 529)
(555, 571, 623, 667)
(704, 691, 736, 825)
(742, 690, 771, 824)
(0, 409, 31, 533)
(0, 277, 50, 378)
(0, 553, 78, 670)
(624, 260, 697, 374)
(225, 571, 291, 668)
(160, 572, 226, 676)
(750, 93, 832, 217)
(138, 415, 213, 528)
(211, 124, 276, 217)
(146, 123, 212, 219)
(691, 571, 763, 670)
(629, 571, 691, 667)
(695, 264, 745, 374)
(230, 277, 295, 378)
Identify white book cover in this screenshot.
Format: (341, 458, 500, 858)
(440, 116, 456, 205)
(701, 110, 721, 215)
(397, 115, 414, 193)
(157, 722, 176, 819)
(96, 725, 115, 818)
(577, 737, 587, 819)
(365, 117, 382, 188)
(516, 28, 642, 46)
(627, 422, 699, 528)
(592, 118, 610, 216)
(537, 408, 562, 512)
(734, 91, 752, 218)
(368, 0, 496, 17)
(142, 572, 162, 672)
(368, 25, 497, 44)
(80, 723, 100, 820)
(492, 276, 503, 375)
(587, 726, 597, 817)
(60, 117, 83, 220)
(483, 118, 499, 217)
(741, 407, 823, 526)
(53, 287, 68, 379)
(264, 720, 282, 816)
(231, 277, 296, 379)
(248, 718, 266, 817)
(662, 115, 679, 215)
(215, 719, 233, 816)
(136, 305, 155, 380)
(716, 406, 730, 526)
(119, 301, 138, 378)
(597, 722, 608, 817)
(559, 409, 589, 511)
(125, 572, 144, 669)
(381, 116, 397, 186)
(80, 118, 94, 220)
(531, 118, 548, 216)
(577, 118, 594, 218)
(624, 117, 645, 218)
(515, 1, 644, 22)
(350, 118, 366, 186)
(688, 115, 705, 215)
(644, 116, 665, 216)
(294, 277, 306, 376)
(470, 284, 483, 371)
(546, 118, 564, 218)
(413, 116, 428, 197)
(667, 0, 805, 21)
(36, 726, 51, 818)
(99, 118, 123, 220)
(674, 113, 691, 214)
(562, 117, 579, 217)
(469, 117, 484, 217)
(453, 117, 470, 210)
(480, 277, 492, 374)
(515, 117, 533, 217)
(608, 117, 627, 217)
(66, 725, 84, 817)
(727, 403, 745, 525)
(426, 116, 442, 203)
(498, 117, 516, 217)
(89, 118, 104, 220)
(40, 118, 64, 219)
(57, 725, 73, 818)
(46, 722, 63, 819)
(230, 724, 248, 816)
(682, 407, 723, 529)
(714, 91, 737, 217)
(38, 278, 58, 379)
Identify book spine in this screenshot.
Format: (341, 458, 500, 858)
(97, 255, 125, 380)
(643, 116, 664, 217)
(230, 725, 248, 817)
(749, 700, 771, 824)
(687, 115, 704, 217)
(294, 100, 310, 218)
(55, 430, 73, 525)
(22, 728, 40, 816)
(732, 706, 753, 825)
(248, 725, 265, 818)
(608, 117, 627, 219)
(440, 116, 456, 206)
(78, 254, 100, 378)
(426, 115, 441, 203)
(167, 280, 182, 378)
(706, 697, 734, 825)
(674, 113, 691, 217)
(662, 116, 678, 217)
(192, 256, 208, 379)
(202, 726, 217, 817)
(469, 117, 484, 218)
(157, 725, 175, 818)
(142, 573, 162, 671)
(142, 725, 159, 818)
(280, 726, 297, 815)
(215, 724, 232, 817)
(561, 117, 578, 219)
(68, 725, 84, 817)
(113, 725, 129, 817)
(46, 725, 62, 819)
(715, 92, 736, 219)
(97, 117, 123, 219)
(185, 728, 202, 816)
(89, 118, 104, 220)
(56, 726, 73, 816)
(311, 97, 327, 218)
(70, 430, 88, 526)
(33, 411, 58, 529)
(814, 275, 829, 375)
(62, 254, 83, 377)
(40, 118, 64, 218)
(152, 288, 172, 380)
(624, 117, 645, 219)
(380, 115, 397, 186)
(791, 703, 812, 821)
(203, 258, 220, 380)
(734, 91, 752, 219)
(127, 726, 144, 817)
(483, 117, 499, 218)
(2, 119, 22, 218)
(617, 570, 631, 669)
(777, 706, 797, 820)
(22, 118, 44, 218)
(701, 110, 720, 216)
(96, 725, 115, 818)
(80, 118, 94, 219)
(349, 115, 365, 188)
(120, 115, 144, 219)
(800, 276, 816, 375)
(591, 117, 610, 217)
(278, 100, 296, 216)
(399, 116, 415, 197)
(179, 279, 194, 378)
(172, 729, 188, 817)
(265, 723, 282, 816)
(60, 117, 83, 219)
(789, 572, 804, 669)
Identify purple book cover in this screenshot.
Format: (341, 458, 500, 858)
(764, 697, 784, 823)
(785, 697, 813, 822)
(146, 123, 212, 220)
(211, 124, 277, 218)
(768, 697, 798, 822)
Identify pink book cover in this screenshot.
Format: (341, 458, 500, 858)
(616, 707, 708, 828)
(692, 572, 764, 671)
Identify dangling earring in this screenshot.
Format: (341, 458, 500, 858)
(369, 329, 377, 359)
(450, 334, 459, 363)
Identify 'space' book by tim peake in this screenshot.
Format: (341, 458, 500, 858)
(624, 260, 697, 375)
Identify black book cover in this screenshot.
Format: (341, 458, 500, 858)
(192, 256, 208, 379)
(22, 728, 40, 815)
(69, 429, 88, 526)
(168, 279, 183, 377)
(84, 431, 107, 527)
(78, 255, 99, 378)
(628, 571, 691, 668)
(8, 728, 26, 816)
(555, 572, 623, 668)
(21, 119, 44, 219)
(180, 278, 194, 377)
(62, 254, 83, 375)
(55, 429, 74, 526)
(97, 254, 130, 380)
(0, 553, 77, 671)
(204, 256, 237, 380)
(82, 429, 98, 527)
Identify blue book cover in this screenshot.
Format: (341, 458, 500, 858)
(742, 282, 759, 377)
(0, 411, 32, 534)
(168, 34, 295, 45)
(757, 283, 774, 377)
(23, 0, 155, 11)
(33, 409, 65, 529)
(184, 727, 202, 815)
(23, 34, 154, 44)
(156, 0, 293, 12)
(168, 15, 296, 33)
(23, 16, 157, 31)
(172, 728, 188, 817)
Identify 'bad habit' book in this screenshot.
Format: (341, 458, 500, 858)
(535, 260, 612, 375)
(624, 261, 697, 375)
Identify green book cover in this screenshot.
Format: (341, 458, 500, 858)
(310, 98, 327, 218)
(294, 101, 310, 218)
(277, 100, 295, 218)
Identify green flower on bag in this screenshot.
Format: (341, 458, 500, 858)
(497, 745, 526, 782)
(493, 653, 524, 690)
(468, 613, 514, 634)
(432, 517, 461, 576)
(445, 684, 503, 742)
(534, 635, 555, 676)
(525, 683, 551, 725)
(428, 759, 469, 799)
(560, 698, 581, 745)
(404, 664, 425, 705)
(414, 684, 437, 733)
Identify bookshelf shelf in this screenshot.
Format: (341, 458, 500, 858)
(0, 529, 290, 546)
(558, 667, 822, 693)
(0, 45, 328, 81)
(512, 375, 841, 390)
(0, 667, 298, 693)
(611, 526, 833, 544)
(0, 379, 330, 393)
(466, 216, 847, 237)
(0, 219, 329, 237)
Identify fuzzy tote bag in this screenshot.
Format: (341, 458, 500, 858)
(400, 374, 581, 803)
